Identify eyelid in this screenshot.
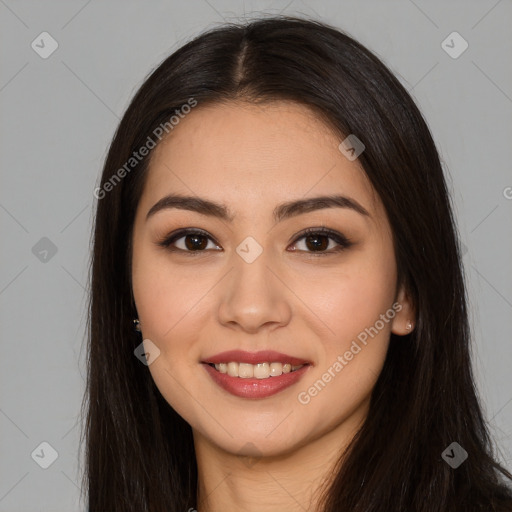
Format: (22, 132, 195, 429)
(156, 226, 352, 254)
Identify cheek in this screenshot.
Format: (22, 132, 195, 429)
(293, 283, 394, 432)
(293, 250, 396, 395)
(292, 253, 397, 343)
(132, 248, 209, 422)
(132, 249, 215, 416)
(132, 242, 212, 343)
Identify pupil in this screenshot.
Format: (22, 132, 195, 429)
(306, 234, 328, 251)
(185, 234, 207, 250)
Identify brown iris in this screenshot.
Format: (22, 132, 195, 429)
(304, 234, 329, 252)
(184, 234, 208, 250)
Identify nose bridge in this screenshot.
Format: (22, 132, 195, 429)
(217, 241, 291, 331)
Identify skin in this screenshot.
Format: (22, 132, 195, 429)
(131, 101, 415, 511)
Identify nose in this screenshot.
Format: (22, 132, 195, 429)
(217, 249, 292, 334)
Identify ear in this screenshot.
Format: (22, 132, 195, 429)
(391, 283, 416, 336)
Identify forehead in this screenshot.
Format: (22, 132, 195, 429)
(140, 100, 382, 223)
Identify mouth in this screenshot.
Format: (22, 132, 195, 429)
(201, 350, 312, 399)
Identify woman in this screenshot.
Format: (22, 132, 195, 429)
(83, 15, 512, 511)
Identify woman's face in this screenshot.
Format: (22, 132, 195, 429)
(131, 101, 413, 458)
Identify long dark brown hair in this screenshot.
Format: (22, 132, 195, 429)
(81, 15, 512, 512)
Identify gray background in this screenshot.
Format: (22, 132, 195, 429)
(1, 0, 511, 510)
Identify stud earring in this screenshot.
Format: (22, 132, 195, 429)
(133, 319, 141, 332)
(406, 321, 413, 331)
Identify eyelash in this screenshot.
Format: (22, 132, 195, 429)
(156, 227, 353, 256)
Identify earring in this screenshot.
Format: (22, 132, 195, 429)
(406, 321, 413, 331)
(133, 319, 141, 332)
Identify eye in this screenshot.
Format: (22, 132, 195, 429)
(157, 228, 221, 254)
(289, 227, 352, 255)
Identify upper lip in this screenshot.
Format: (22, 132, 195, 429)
(202, 350, 311, 366)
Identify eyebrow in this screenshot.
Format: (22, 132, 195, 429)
(146, 193, 370, 223)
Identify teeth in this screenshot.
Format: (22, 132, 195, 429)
(269, 362, 282, 376)
(213, 361, 305, 378)
(227, 362, 238, 377)
(254, 362, 269, 379)
(238, 363, 253, 378)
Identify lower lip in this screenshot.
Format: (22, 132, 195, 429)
(202, 363, 311, 399)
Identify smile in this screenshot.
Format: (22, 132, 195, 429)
(201, 349, 312, 399)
